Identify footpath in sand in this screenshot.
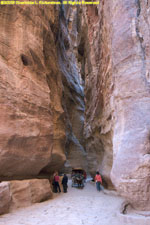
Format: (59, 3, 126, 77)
(0, 180, 140, 225)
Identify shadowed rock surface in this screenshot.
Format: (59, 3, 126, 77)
(81, 3, 113, 189)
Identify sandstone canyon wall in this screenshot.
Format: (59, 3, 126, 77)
(111, 0, 150, 211)
(57, 6, 87, 172)
(0, 5, 86, 180)
(82, 0, 150, 211)
(82, 3, 113, 188)
(1, 0, 150, 212)
(0, 5, 66, 178)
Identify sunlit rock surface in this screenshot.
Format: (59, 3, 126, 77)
(0, 6, 66, 178)
(0, 179, 52, 214)
(82, 0, 150, 210)
(111, 0, 150, 211)
(0, 182, 11, 215)
(0, 5, 87, 179)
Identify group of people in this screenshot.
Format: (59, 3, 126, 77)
(52, 173, 68, 193)
(52, 171, 103, 193)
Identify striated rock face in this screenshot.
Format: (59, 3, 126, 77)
(58, 6, 87, 172)
(0, 5, 66, 178)
(111, 0, 150, 211)
(82, 0, 150, 210)
(0, 179, 52, 214)
(81, 3, 113, 188)
(0, 182, 11, 215)
(0, 5, 87, 179)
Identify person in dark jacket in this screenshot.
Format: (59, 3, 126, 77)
(62, 174, 68, 193)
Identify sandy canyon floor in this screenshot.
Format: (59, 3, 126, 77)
(0, 180, 145, 225)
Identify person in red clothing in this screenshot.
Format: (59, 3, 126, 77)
(95, 171, 102, 191)
(54, 172, 61, 193)
(83, 171, 87, 182)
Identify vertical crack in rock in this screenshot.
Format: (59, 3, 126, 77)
(135, 0, 147, 84)
(136, 0, 141, 17)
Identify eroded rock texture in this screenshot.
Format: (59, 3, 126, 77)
(0, 6, 66, 178)
(111, 0, 150, 211)
(82, 0, 150, 210)
(1, 0, 150, 212)
(0, 179, 52, 214)
(58, 6, 87, 172)
(0, 5, 87, 179)
(82, 3, 113, 188)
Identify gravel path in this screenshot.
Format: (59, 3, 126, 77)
(0, 180, 130, 225)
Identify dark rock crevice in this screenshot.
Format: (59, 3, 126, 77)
(56, 5, 87, 173)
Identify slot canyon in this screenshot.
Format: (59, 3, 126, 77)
(0, 0, 150, 224)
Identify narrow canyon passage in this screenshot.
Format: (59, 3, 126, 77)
(1, 0, 150, 221)
(0, 181, 126, 225)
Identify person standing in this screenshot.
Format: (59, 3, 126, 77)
(83, 171, 87, 182)
(62, 174, 68, 193)
(95, 171, 102, 191)
(54, 172, 61, 193)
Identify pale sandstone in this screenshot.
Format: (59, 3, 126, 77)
(0, 182, 11, 215)
(111, 0, 150, 211)
(83, 0, 150, 210)
(0, 179, 52, 213)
